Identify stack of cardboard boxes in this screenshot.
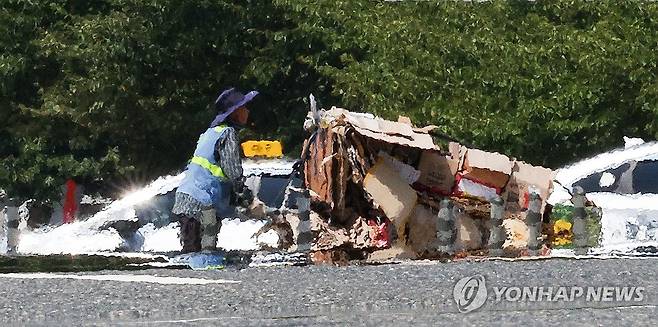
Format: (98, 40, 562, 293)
(300, 107, 555, 264)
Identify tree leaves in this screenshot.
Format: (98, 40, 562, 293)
(2, 0, 658, 201)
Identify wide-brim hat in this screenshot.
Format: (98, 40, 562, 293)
(210, 87, 259, 127)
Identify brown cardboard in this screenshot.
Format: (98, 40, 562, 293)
(413, 125, 439, 134)
(416, 151, 459, 194)
(366, 246, 418, 262)
(303, 128, 335, 205)
(379, 152, 421, 185)
(312, 224, 350, 251)
(311, 250, 349, 266)
(448, 142, 467, 169)
(397, 116, 412, 125)
(503, 161, 555, 213)
(462, 148, 513, 188)
(455, 214, 483, 251)
(363, 158, 418, 242)
(407, 205, 437, 253)
(349, 217, 375, 249)
(326, 107, 439, 150)
(502, 219, 529, 251)
(455, 174, 499, 200)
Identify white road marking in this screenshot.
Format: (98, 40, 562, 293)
(0, 273, 240, 285)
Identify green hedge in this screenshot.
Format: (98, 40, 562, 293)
(2, 0, 658, 201)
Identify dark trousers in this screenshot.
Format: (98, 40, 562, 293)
(179, 215, 201, 253)
(178, 211, 222, 253)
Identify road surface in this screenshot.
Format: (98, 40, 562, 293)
(0, 257, 656, 326)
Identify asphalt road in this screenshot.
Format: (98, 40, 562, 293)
(0, 257, 656, 326)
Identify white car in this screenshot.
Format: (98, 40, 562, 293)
(548, 137, 658, 255)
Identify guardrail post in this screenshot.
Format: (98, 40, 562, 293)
(572, 186, 588, 255)
(526, 192, 542, 256)
(488, 195, 505, 257)
(436, 199, 456, 255)
(294, 190, 313, 252)
(1, 204, 19, 255)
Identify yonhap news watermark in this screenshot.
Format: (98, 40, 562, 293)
(453, 274, 647, 313)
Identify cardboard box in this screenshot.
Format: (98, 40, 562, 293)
(378, 152, 421, 185)
(502, 219, 529, 252)
(449, 142, 467, 168)
(363, 158, 418, 242)
(327, 107, 439, 150)
(366, 246, 418, 262)
(504, 161, 555, 213)
(455, 213, 483, 251)
(416, 150, 459, 194)
(455, 174, 500, 201)
(407, 204, 437, 253)
(461, 148, 513, 189)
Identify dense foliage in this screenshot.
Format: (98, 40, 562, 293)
(2, 0, 658, 200)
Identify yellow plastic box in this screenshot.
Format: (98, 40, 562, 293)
(241, 140, 283, 158)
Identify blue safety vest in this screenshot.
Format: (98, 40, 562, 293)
(177, 125, 231, 207)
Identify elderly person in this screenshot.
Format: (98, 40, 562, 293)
(173, 87, 256, 253)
